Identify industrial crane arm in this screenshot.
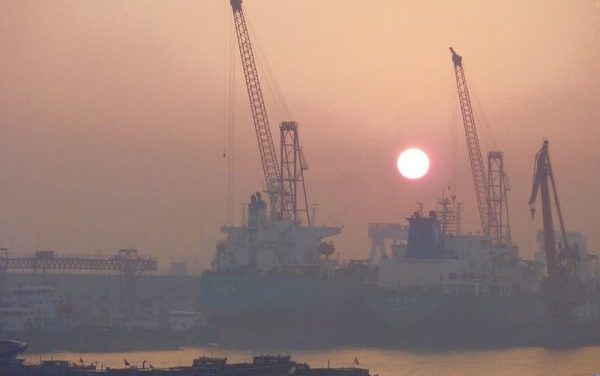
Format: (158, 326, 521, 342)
(528, 140, 560, 281)
(449, 47, 490, 237)
(528, 143, 545, 211)
(230, 0, 281, 212)
(528, 140, 583, 319)
(529, 140, 570, 249)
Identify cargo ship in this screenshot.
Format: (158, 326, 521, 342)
(363, 208, 600, 347)
(197, 199, 599, 347)
(199, 190, 600, 347)
(199, 193, 371, 344)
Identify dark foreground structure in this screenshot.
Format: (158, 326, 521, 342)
(0, 340, 371, 376)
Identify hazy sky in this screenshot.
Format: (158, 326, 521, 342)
(0, 1, 599, 270)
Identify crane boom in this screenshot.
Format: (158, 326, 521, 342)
(230, 0, 281, 214)
(529, 140, 582, 320)
(529, 140, 561, 282)
(450, 47, 493, 238)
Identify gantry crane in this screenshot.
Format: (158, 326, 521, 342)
(229, 0, 310, 224)
(450, 47, 510, 243)
(529, 140, 582, 320)
(0, 248, 157, 316)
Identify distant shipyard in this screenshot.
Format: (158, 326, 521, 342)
(1, 0, 600, 357)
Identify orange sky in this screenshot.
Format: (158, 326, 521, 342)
(0, 1, 599, 270)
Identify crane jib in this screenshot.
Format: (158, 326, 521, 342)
(450, 47, 490, 238)
(230, 2, 280, 198)
(229, 0, 310, 222)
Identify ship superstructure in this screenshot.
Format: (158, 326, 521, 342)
(200, 191, 361, 321)
(214, 193, 340, 275)
(368, 210, 546, 326)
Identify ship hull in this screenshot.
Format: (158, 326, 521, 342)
(199, 271, 363, 317)
(199, 271, 375, 346)
(364, 287, 600, 348)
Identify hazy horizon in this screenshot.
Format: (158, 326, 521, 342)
(0, 0, 599, 271)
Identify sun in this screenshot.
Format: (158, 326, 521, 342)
(397, 148, 430, 180)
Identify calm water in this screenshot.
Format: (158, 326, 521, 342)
(25, 346, 600, 376)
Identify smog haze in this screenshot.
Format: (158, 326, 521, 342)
(0, 0, 599, 270)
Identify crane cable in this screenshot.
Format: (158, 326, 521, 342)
(450, 71, 458, 201)
(463, 68, 499, 152)
(223, 7, 236, 225)
(244, 7, 292, 121)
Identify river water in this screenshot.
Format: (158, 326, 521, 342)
(25, 345, 600, 376)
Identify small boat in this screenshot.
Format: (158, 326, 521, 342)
(0, 340, 28, 359)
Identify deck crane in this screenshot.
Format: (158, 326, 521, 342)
(529, 140, 582, 320)
(449, 47, 510, 243)
(229, 0, 310, 224)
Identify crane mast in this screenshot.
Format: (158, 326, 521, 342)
(529, 140, 582, 320)
(230, 0, 281, 217)
(487, 151, 512, 244)
(450, 47, 490, 237)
